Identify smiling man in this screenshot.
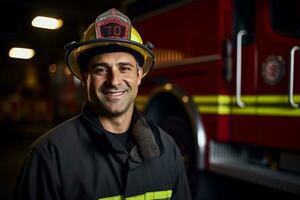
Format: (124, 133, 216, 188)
(86, 52, 142, 128)
(12, 8, 191, 200)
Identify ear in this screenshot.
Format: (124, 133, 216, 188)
(137, 67, 143, 85)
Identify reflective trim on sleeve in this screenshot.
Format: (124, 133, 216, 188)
(99, 190, 172, 200)
(100, 195, 124, 200)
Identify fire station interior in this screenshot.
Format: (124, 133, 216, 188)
(1, 0, 300, 199)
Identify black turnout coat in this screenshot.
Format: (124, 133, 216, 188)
(12, 105, 191, 200)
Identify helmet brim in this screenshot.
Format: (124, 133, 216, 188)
(65, 38, 155, 80)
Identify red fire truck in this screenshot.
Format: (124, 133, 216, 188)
(132, 0, 300, 195)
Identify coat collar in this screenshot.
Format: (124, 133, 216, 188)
(79, 104, 162, 163)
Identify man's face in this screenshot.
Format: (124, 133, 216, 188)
(83, 52, 143, 117)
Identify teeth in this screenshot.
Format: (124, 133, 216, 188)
(109, 92, 123, 96)
(104, 91, 124, 96)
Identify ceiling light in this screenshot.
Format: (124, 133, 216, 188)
(32, 16, 63, 30)
(9, 47, 35, 59)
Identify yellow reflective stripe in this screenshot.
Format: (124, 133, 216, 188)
(235, 95, 292, 104)
(127, 190, 172, 200)
(197, 105, 257, 115)
(99, 190, 172, 200)
(193, 95, 300, 104)
(198, 105, 300, 116)
(137, 94, 300, 117)
(232, 106, 257, 115)
(256, 106, 300, 117)
(257, 95, 288, 104)
(194, 95, 300, 116)
(100, 195, 124, 200)
(193, 95, 231, 104)
(137, 95, 300, 104)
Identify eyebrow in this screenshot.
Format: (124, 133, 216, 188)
(89, 61, 136, 69)
(118, 62, 135, 67)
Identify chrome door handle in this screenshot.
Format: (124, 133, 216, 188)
(289, 46, 300, 108)
(236, 30, 247, 107)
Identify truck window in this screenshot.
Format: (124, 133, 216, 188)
(271, 0, 300, 38)
(234, 0, 255, 44)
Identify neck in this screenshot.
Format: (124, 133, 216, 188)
(99, 105, 134, 134)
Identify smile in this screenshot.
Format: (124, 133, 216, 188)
(106, 91, 125, 96)
(102, 90, 126, 99)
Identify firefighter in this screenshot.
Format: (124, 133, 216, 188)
(12, 8, 191, 200)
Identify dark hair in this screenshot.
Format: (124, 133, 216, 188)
(77, 44, 144, 72)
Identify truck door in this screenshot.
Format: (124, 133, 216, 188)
(255, 0, 300, 150)
(230, 0, 258, 143)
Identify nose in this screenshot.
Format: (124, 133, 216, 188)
(107, 68, 122, 86)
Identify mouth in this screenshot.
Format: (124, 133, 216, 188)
(101, 90, 126, 100)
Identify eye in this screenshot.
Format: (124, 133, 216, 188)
(119, 64, 132, 73)
(93, 66, 108, 75)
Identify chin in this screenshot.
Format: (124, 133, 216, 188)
(104, 104, 133, 117)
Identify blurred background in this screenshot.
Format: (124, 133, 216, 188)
(0, 0, 185, 199)
(0, 0, 179, 135)
(1, 0, 300, 199)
